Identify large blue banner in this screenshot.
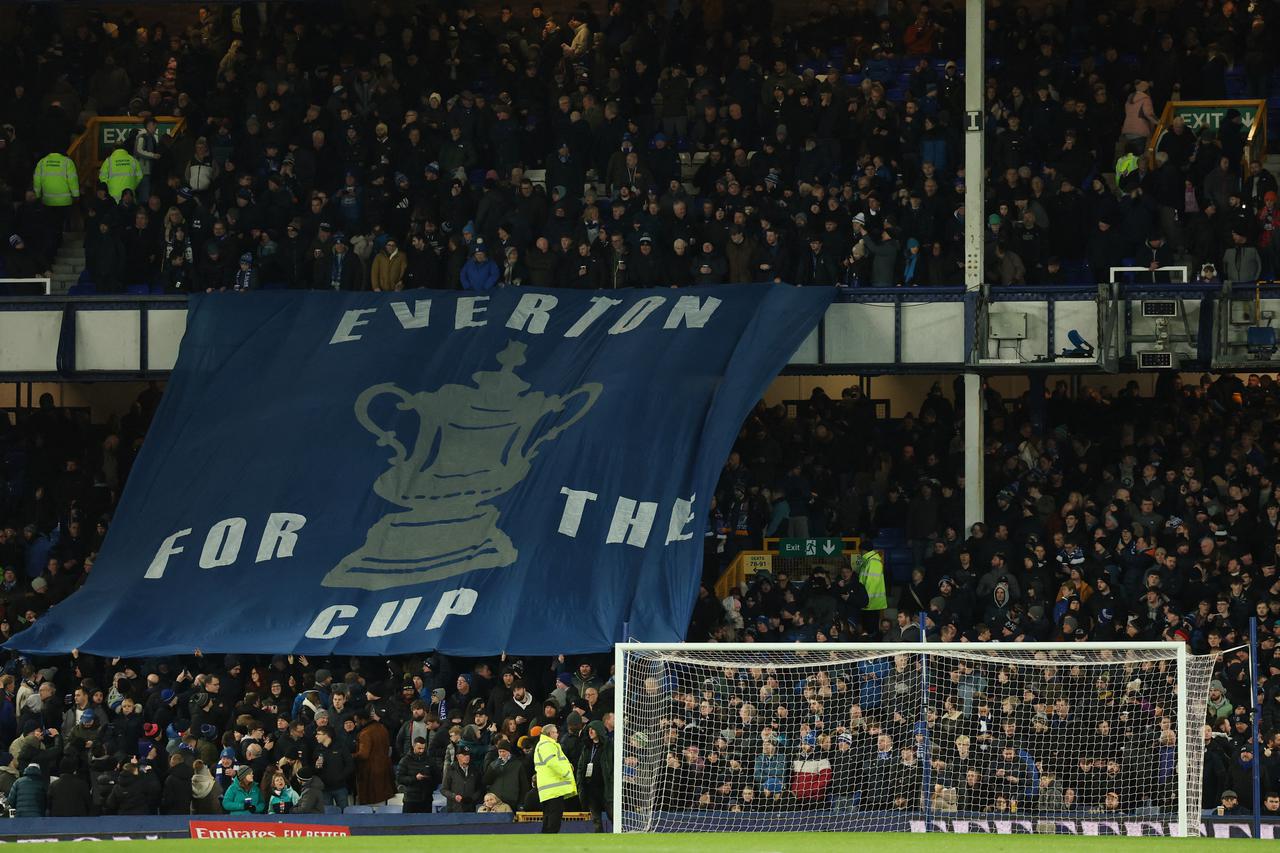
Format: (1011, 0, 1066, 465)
(12, 286, 831, 656)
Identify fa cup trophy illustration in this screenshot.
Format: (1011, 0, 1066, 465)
(323, 341, 601, 590)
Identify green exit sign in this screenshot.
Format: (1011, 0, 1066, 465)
(778, 538, 844, 557)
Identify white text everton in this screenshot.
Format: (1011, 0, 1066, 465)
(328, 293, 721, 344)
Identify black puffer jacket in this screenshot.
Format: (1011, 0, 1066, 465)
(104, 770, 150, 815)
(47, 765, 92, 817)
(8, 764, 47, 817)
(161, 762, 193, 814)
(396, 751, 435, 806)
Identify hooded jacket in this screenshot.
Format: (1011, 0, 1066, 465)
(574, 720, 614, 803)
(190, 764, 223, 814)
(983, 581, 1015, 627)
(8, 764, 46, 817)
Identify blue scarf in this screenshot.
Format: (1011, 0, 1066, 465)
(330, 251, 345, 287)
(903, 239, 921, 283)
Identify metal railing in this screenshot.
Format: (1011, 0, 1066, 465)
(0, 278, 51, 296)
(66, 115, 187, 197)
(1145, 99, 1267, 172)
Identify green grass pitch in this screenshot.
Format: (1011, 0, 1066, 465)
(62, 833, 1250, 851)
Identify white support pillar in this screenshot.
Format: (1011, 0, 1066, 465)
(612, 642, 624, 833)
(1175, 642, 1189, 837)
(963, 0, 986, 533)
(963, 11, 985, 289)
(963, 373, 984, 531)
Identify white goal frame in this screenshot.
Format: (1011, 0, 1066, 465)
(614, 641, 1199, 837)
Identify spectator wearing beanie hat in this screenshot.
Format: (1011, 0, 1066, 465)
(160, 753, 194, 815)
(48, 755, 91, 816)
(460, 239, 499, 291)
(191, 761, 222, 814)
(293, 765, 326, 814)
(222, 765, 263, 814)
(551, 672, 576, 709)
(233, 252, 257, 291)
(314, 231, 364, 290)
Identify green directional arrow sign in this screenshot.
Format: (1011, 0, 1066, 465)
(778, 538, 845, 557)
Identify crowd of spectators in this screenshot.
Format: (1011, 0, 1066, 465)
(1, 0, 1278, 294)
(683, 370, 1280, 815)
(0, 0, 1276, 826)
(636, 655, 1257, 820)
(2, 366, 1280, 819)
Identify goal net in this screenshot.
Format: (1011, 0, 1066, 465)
(615, 643, 1215, 837)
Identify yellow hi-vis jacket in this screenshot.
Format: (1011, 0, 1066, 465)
(857, 550, 887, 610)
(98, 148, 141, 202)
(534, 736, 578, 802)
(1115, 152, 1140, 182)
(33, 153, 80, 206)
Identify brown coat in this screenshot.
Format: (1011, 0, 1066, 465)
(353, 722, 395, 804)
(370, 250, 407, 291)
(725, 236, 756, 283)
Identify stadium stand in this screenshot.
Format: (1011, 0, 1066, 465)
(1, 0, 1277, 293)
(0, 0, 1276, 830)
(1, 370, 1278, 820)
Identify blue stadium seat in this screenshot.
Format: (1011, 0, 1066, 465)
(323, 805, 343, 815)
(66, 283, 97, 295)
(373, 804, 403, 814)
(126, 284, 151, 295)
(1062, 262, 1091, 285)
(343, 805, 375, 814)
(885, 546, 914, 584)
(3, 448, 28, 473)
(875, 527, 907, 545)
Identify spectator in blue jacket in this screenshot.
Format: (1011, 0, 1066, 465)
(460, 241, 500, 291)
(22, 526, 50, 580)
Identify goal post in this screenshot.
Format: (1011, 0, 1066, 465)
(614, 642, 1215, 837)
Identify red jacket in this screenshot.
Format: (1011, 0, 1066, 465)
(1258, 204, 1279, 249)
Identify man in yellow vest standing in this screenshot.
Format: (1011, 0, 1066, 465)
(98, 144, 141, 203)
(33, 151, 79, 208)
(533, 724, 577, 834)
(856, 550, 887, 612)
(32, 150, 80, 265)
